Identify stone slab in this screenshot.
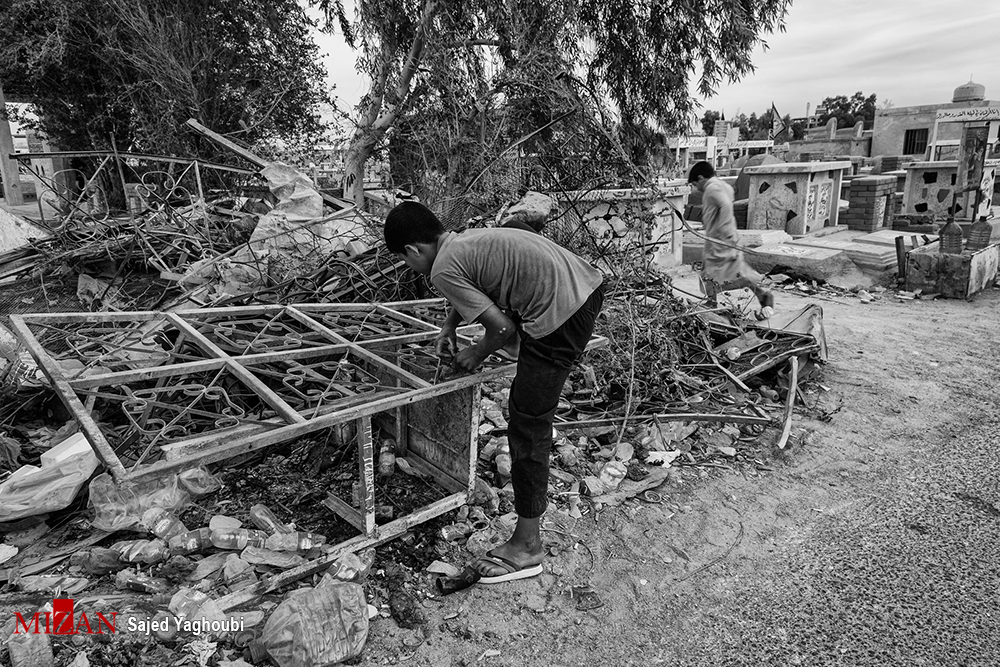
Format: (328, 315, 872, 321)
(735, 229, 792, 247)
(853, 230, 939, 247)
(746, 243, 869, 287)
(786, 236, 897, 269)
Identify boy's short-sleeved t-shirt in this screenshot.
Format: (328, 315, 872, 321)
(430, 228, 603, 338)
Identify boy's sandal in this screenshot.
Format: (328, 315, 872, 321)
(477, 550, 543, 584)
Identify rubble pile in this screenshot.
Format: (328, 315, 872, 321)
(0, 127, 830, 666)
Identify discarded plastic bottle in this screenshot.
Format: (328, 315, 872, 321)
(115, 569, 170, 594)
(939, 216, 964, 254)
(168, 527, 213, 555)
(169, 587, 227, 629)
(264, 531, 327, 553)
(152, 611, 179, 641)
(378, 439, 396, 478)
(114, 538, 170, 564)
(210, 528, 268, 550)
(70, 547, 124, 575)
(141, 507, 188, 540)
(439, 522, 473, 543)
(178, 466, 222, 496)
(320, 549, 376, 585)
(262, 583, 369, 667)
(966, 215, 993, 252)
(249, 504, 292, 534)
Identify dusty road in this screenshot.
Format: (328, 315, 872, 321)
(359, 274, 1000, 667)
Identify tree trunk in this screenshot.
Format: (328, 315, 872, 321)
(342, 128, 380, 209)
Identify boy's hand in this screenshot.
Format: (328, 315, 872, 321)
(434, 331, 457, 360)
(454, 346, 485, 373)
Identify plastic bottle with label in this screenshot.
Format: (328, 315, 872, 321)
(141, 507, 188, 540)
(378, 439, 396, 478)
(113, 538, 170, 564)
(249, 503, 292, 534)
(264, 531, 327, 553)
(168, 527, 213, 555)
(210, 528, 268, 550)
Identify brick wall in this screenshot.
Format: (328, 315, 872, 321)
(842, 175, 896, 231)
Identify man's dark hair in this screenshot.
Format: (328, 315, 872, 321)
(687, 160, 716, 183)
(383, 201, 445, 253)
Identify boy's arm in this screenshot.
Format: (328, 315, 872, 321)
(454, 304, 515, 372)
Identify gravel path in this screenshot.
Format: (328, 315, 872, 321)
(673, 415, 1000, 667)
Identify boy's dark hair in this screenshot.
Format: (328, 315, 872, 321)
(687, 160, 716, 183)
(383, 201, 445, 253)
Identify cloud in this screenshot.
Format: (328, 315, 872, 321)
(698, 0, 1000, 116)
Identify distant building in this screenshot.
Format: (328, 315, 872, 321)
(871, 81, 999, 160)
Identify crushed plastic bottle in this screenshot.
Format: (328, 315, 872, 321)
(210, 528, 268, 550)
(378, 438, 396, 478)
(249, 504, 292, 534)
(115, 568, 170, 594)
(141, 507, 188, 540)
(439, 522, 473, 543)
(89, 472, 190, 532)
(168, 527, 213, 555)
(319, 550, 375, 586)
(262, 583, 369, 667)
(597, 460, 628, 493)
(169, 587, 228, 636)
(178, 466, 222, 496)
(112, 538, 169, 564)
(264, 531, 327, 553)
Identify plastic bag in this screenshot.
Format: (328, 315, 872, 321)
(0, 451, 100, 522)
(88, 472, 190, 531)
(178, 466, 222, 496)
(262, 583, 369, 667)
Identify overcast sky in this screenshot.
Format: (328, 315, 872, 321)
(316, 0, 1000, 125)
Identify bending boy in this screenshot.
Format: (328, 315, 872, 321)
(384, 201, 604, 583)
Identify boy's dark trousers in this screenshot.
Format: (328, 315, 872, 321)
(506, 284, 604, 518)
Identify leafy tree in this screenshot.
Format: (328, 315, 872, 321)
(785, 115, 806, 141)
(701, 110, 722, 136)
(817, 91, 878, 130)
(314, 0, 791, 206)
(0, 0, 330, 157)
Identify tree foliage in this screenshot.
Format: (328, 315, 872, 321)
(700, 110, 723, 136)
(818, 92, 878, 130)
(315, 0, 791, 206)
(0, 0, 331, 156)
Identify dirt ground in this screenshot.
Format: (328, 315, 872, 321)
(2, 266, 998, 667)
(351, 268, 1000, 667)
